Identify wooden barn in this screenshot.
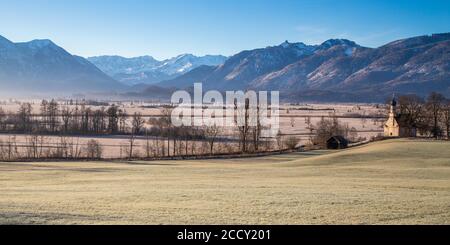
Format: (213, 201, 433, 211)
(326, 136, 348, 149)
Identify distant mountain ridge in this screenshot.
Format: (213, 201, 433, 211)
(158, 39, 361, 90)
(1, 33, 449, 102)
(88, 53, 227, 86)
(0, 35, 126, 94)
(157, 33, 450, 102)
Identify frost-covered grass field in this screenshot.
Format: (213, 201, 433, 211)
(1, 139, 449, 224)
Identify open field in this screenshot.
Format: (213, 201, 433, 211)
(0, 101, 384, 157)
(1, 139, 449, 224)
(0, 101, 385, 138)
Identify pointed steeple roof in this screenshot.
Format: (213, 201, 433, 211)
(391, 93, 397, 107)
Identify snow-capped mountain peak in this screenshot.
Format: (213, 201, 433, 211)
(276, 40, 316, 57)
(319, 39, 359, 49)
(88, 53, 227, 85)
(0, 34, 126, 93)
(280, 40, 291, 48)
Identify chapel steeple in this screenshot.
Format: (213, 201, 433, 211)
(389, 93, 397, 116)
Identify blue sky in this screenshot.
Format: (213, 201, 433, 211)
(0, 0, 449, 59)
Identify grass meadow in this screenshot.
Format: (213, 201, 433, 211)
(1, 139, 449, 224)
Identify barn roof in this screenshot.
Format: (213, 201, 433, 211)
(327, 135, 348, 143)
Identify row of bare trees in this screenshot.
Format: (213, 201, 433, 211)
(0, 100, 134, 135)
(0, 134, 103, 161)
(397, 92, 450, 139)
(0, 96, 342, 161)
(309, 92, 450, 147)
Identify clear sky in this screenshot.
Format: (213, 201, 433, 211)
(0, 0, 449, 59)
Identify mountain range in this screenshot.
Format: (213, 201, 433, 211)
(0, 33, 449, 101)
(157, 34, 450, 102)
(0, 35, 126, 94)
(88, 54, 227, 86)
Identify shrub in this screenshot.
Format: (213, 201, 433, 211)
(284, 136, 299, 150)
(85, 139, 103, 159)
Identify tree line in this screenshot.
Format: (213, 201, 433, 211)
(396, 92, 450, 139)
(2, 91, 445, 161)
(0, 99, 130, 135)
(0, 99, 292, 160)
(309, 92, 450, 147)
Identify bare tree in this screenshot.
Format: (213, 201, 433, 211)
(52, 135, 69, 159)
(107, 105, 119, 134)
(250, 105, 262, 152)
(275, 130, 283, 151)
(235, 98, 251, 153)
(47, 99, 59, 133)
(80, 105, 91, 133)
(5, 135, 18, 160)
(61, 106, 72, 134)
(0, 107, 6, 131)
(91, 108, 105, 134)
(0, 139, 5, 160)
(442, 99, 450, 139)
(154, 135, 164, 157)
(160, 107, 173, 157)
(73, 136, 82, 159)
(398, 94, 425, 135)
(85, 139, 103, 159)
(360, 112, 367, 128)
(71, 104, 81, 133)
(118, 109, 127, 134)
(40, 100, 48, 131)
(26, 133, 46, 159)
(205, 125, 220, 155)
(347, 127, 359, 142)
(127, 133, 136, 159)
(313, 115, 346, 147)
(144, 130, 153, 158)
(284, 136, 299, 150)
(17, 103, 33, 132)
(132, 112, 145, 135)
(426, 92, 445, 138)
(304, 115, 314, 145)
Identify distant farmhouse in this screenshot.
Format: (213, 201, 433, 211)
(384, 96, 417, 137)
